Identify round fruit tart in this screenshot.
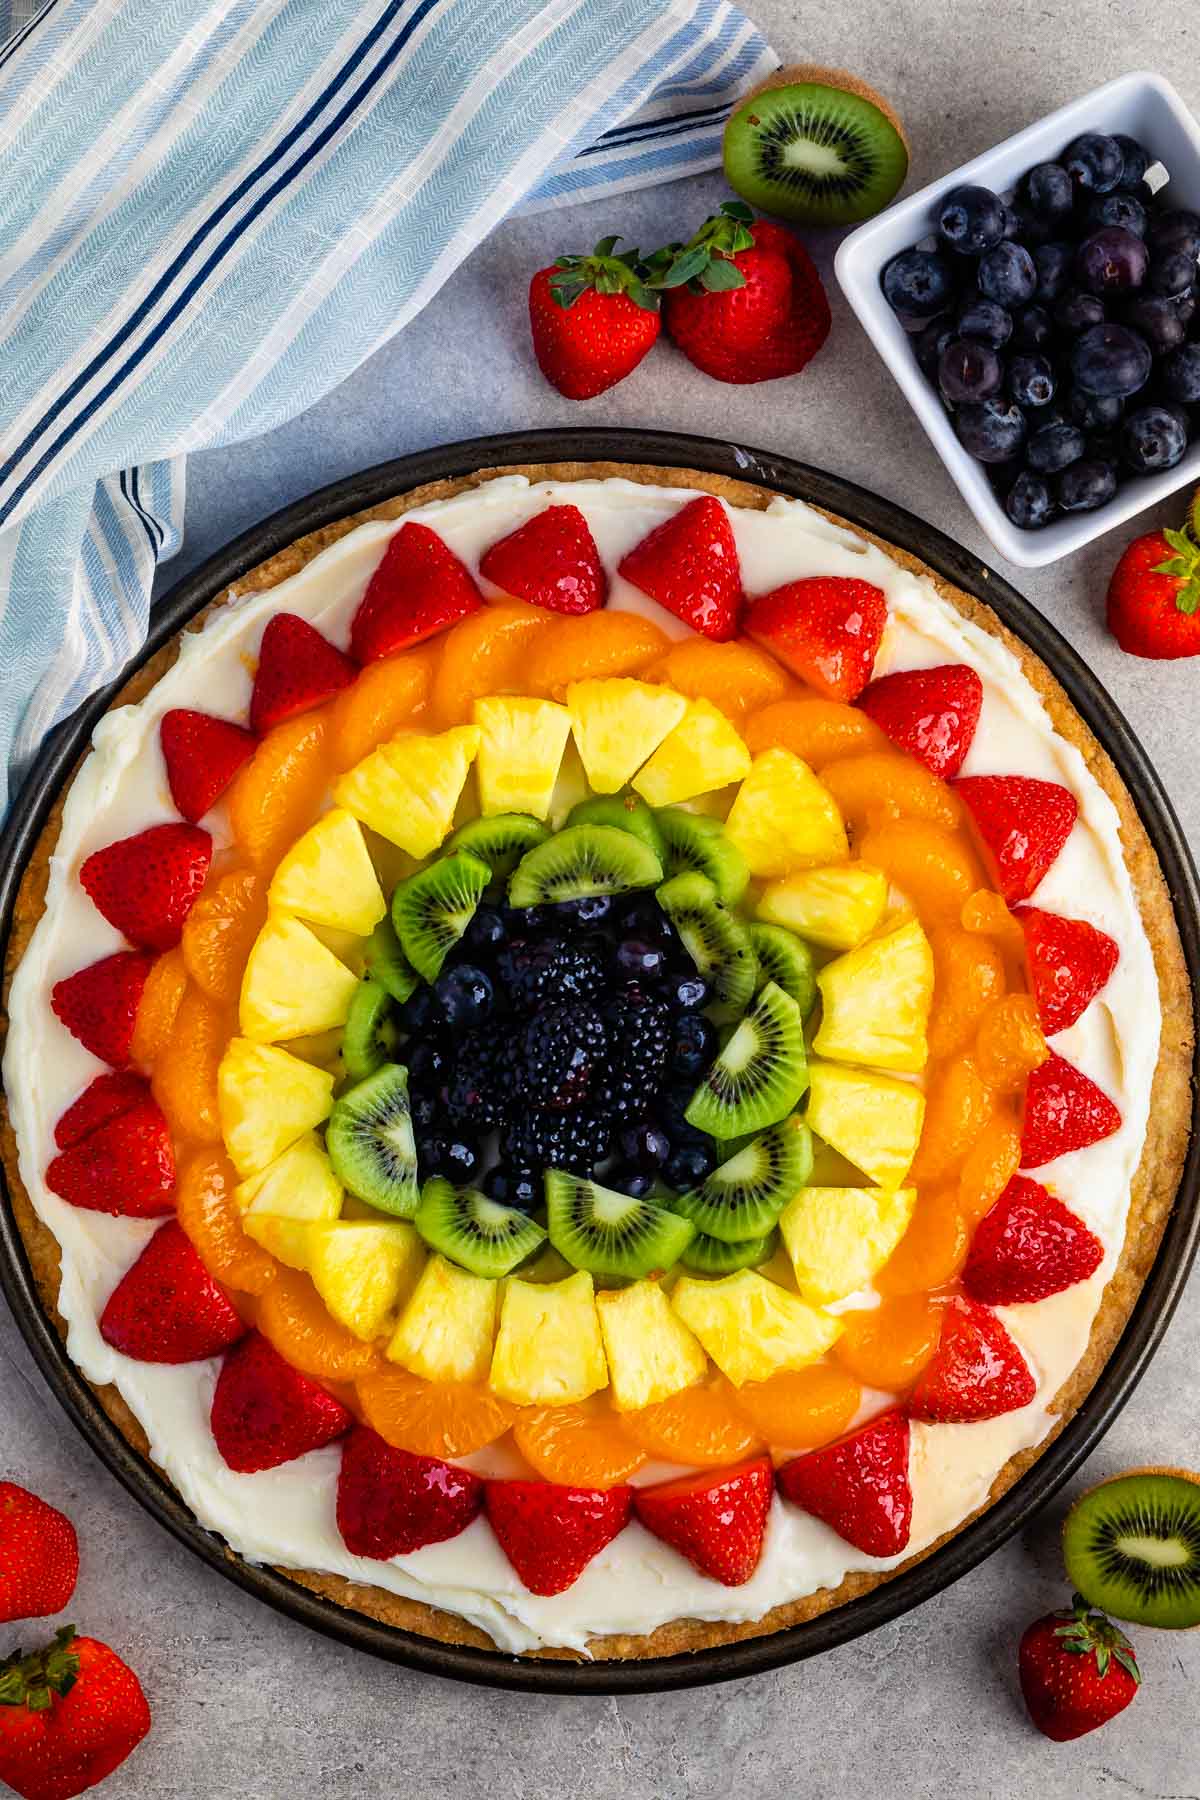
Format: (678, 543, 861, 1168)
(1, 462, 1191, 1662)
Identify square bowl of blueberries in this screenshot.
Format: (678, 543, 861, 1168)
(835, 70, 1200, 567)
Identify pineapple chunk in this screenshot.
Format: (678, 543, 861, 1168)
(217, 1039, 334, 1176)
(233, 1133, 342, 1221)
(805, 1060, 925, 1189)
(241, 1213, 315, 1272)
(758, 864, 889, 951)
(566, 678, 687, 794)
(239, 916, 358, 1043)
(473, 695, 571, 820)
(387, 1254, 496, 1384)
(632, 698, 751, 807)
(724, 748, 848, 877)
(595, 1280, 708, 1411)
(268, 808, 386, 937)
(813, 917, 934, 1073)
(489, 1270, 607, 1406)
(780, 1186, 917, 1304)
(671, 1269, 841, 1386)
(333, 725, 480, 858)
(307, 1219, 425, 1341)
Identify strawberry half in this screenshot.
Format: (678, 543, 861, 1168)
(336, 1426, 482, 1559)
(1021, 1050, 1122, 1167)
(633, 1456, 773, 1586)
(45, 1096, 175, 1219)
(210, 1332, 351, 1473)
(79, 822, 211, 951)
(963, 1174, 1105, 1305)
(908, 1296, 1036, 1424)
(159, 709, 257, 823)
(99, 1221, 246, 1363)
(484, 1479, 632, 1596)
(0, 1483, 79, 1624)
(351, 522, 483, 663)
(618, 495, 743, 641)
(858, 663, 983, 779)
(54, 1072, 149, 1150)
(1015, 906, 1120, 1035)
(777, 1412, 912, 1558)
(479, 505, 606, 615)
(249, 612, 356, 733)
(51, 951, 155, 1068)
(955, 774, 1078, 904)
(528, 237, 661, 401)
(745, 576, 888, 702)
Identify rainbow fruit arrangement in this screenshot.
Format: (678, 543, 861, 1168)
(44, 492, 1126, 1601)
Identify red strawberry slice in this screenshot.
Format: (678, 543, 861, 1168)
(51, 951, 155, 1068)
(54, 1072, 149, 1150)
(210, 1332, 352, 1472)
(99, 1221, 246, 1363)
(745, 576, 888, 702)
(617, 495, 743, 641)
(479, 505, 607, 615)
(963, 1175, 1105, 1305)
(954, 775, 1077, 904)
(46, 1096, 175, 1219)
(160, 709, 256, 823)
(777, 1412, 913, 1558)
(484, 1479, 633, 1596)
(249, 613, 356, 734)
(1021, 1050, 1122, 1167)
(633, 1456, 773, 1586)
(1015, 906, 1120, 1035)
(350, 522, 483, 663)
(858, 663, 983, 779)
(336, 1426, 483, 1559)
(908, 1295, 1036, 1423)
(79, 823, 211, 951)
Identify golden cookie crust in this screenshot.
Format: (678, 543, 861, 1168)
(1, 460, 1192, 1665)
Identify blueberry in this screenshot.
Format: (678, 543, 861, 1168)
(1005, 203, 1054, 248)
(552, 893, 613, 931)
(663, 1140, 717, 1193)
(463, 904, 507, 957)
(614, 938, 667, 983)
(937, 183, 1006, 255)
(618, 1122, 671, 1168)
(1026, 421, 1086, 474)
(1062, 131, 1125, 194)
(977, 241, 1037, 308)
(657, 1083, 700, 1137)
(615, 895, 674, 946)
(410, 1088, 438, 1133)
(483, 1165, 540, 1213)
(664, 971, 709, 1011)
(915, 312, 958, 376)
(1032, 242, 1073, 302)
(1022, 161, 1075, 222)
(1076, 226, 1149, 295)
(500, 904, 549, 938)
(1147, 208, 1200, 259)
(1004, 472, 1055, 530)
(669, 1012, 717, 1077)
(1174, 288, 1198, 329)
(608, 1165, 658, 1199)
(1112, 134, 1152, 189)
(1068, 389, 1124, 430)
(1123, 293, 1188, 354)
(956, 294, 1013, 348)
(1148, 249, 1194, 297)
(954, 399, 1027, 463)
(1160, 343, 1200, 404)
(420, 1134, 481, 1183)
(1070, 323, 1152, 397)
(1120, 403, 1189, 473)
(433, 963, 494, 1035)
(398, 986, 443, 1037)
(1055, 289, 1106, 334)
(1012, 303, 1054, 350)
(407, 1036, 451, 1090)
(882, 248, 957, 324)
(1056, 459, 1118, 511)
(1085, 192, 1148, 238)
(938, 337, 1002, 403)
(1008, 353, 1055, 408)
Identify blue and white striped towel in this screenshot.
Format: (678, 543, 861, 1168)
(0, 0, 775, 806)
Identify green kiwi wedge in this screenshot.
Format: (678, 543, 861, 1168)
(508, 823, 662, 907)
(545, 1170, 695, 1279)
(655, 807, 748, 906)
(670, 1118, 812, 1241)
(1062, 1469, 1200, 1629)
(685, 980, 809, 1137)
(342, 978, 400, 1082)
(723, 66, 909, 226)
(748, 922, 817, 1018)
(567, 792, 666, 862)
(679, 1228, 777, 1276)
(326, 1062, 419, 1217)
(362, 916, 418, 1004)
(445, 813, 549, 879)
(656, 870, 757, 1019)
(414, 1177, 546, 1278)
(391, 850, 490, 982)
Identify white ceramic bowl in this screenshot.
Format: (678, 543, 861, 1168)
(835, 71, 1200, 568)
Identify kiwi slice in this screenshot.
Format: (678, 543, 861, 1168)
(748, 923, 817, 1018)
(391, 850, 490, 982)
(545, 1170, 695, 1279)
(326, 1062, 419, 1217)
(655, 807, 748, 906)
(680, 1228, 777, 1276)
(362, 916, 418, 1004)
(685, 980, 809, 1138)
(670, 1119, 812, 1242)
(445, 813, 549, 879)
(723, 67, 909, 227)
(508, 823, 662, 908)
(342, 978, 399, 1082)
(567, 793, 666, 862)
(414, 1176, 546, 1278)
(1063, 1469, 1200, 1629)
(656, 870, 757, 1020)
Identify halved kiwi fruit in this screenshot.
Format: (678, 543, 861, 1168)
(685, 979, 809, 1137)
(656, 870, 756, 1019)
(414, 1176, 546, 1278)
(670, 1118, 812, 1242)
(680, 1228, 777, 1276)
(1063, 1468, 1200, 1629)
(508, 823, 662, 907)
(567, 793, 666, 862)
(445, 813, 549, 879)
(545, 1170, 695, 1279)
(748, 922, 817, 1018)
(342, 978, 399, 1082)
(655, 807, 748, 906)
(326, 1062, 419, 1217)
(362, 916, 418, 1004)
(391, 850, 490, 982)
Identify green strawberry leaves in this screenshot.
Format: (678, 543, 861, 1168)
(549, 238, 659, 313)
(548, 201, 755, 311)
(1151, 525, 1200, 616)
(1051, 1594, 1142, 1686)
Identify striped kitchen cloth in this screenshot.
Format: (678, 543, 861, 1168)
(0, 0, 776, 805)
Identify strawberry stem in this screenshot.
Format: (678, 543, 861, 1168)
(644, 200, 753, 295)
(548, 238, 659, 313)
(1151, 526, 1200, 617)
(1051, 1594, 1141, 1686)
(0, 1626, 80, 1712)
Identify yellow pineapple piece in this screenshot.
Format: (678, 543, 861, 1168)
(333, 725, 480, 858)
(631, 698, 751, 807)
(780, 1186, 917, 1304)
(595, 1280, 707, 1411)
(307, 1219, 425, 1341)
(473, 695, 571, 820)
(671, 1269, 841, 1386)
(489, 1270, 607, 1406)
(566, 678, 687, 793)
(240, 1214, 313, 1271)
(805, 1060, 925, 1189)
(239, 916, 358, 1043)
(757, 864, 888, 951)
(268, 808, 386, 936)
(386, 1254, 496, 1384)
(724, 748, 848, 878)
(233, 1132, 342, 1221)
(217, 1038, 335, 1176)
(814, 917, 934, 1073)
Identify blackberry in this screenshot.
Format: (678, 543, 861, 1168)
(501, 1108, 612, 1176)
(496, 938, 607, 1011)
(519, 1003, 608, 1111)
(444, 1030, 510, 1129)
(597, 988, 671, 1121)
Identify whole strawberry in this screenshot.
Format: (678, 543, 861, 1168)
(529, 237, 660, 400)
(0, 1626, 150, 1800)
(0, 1487, 78, 1625)
(1106, 508, 1200, 659)
(1019, 1594, 1140, 1741)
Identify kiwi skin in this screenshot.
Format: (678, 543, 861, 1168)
(737, 64, 909, 151)
(1063, 1465, 1200, 1632)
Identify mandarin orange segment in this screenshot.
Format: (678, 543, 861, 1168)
(927, 926, 1006, 1060)
(523, 611, 670, 700)
(732, 1365, 860, 1451)
(357, 1366, 515, 1458)
(821, 751, 962, 830)
(512, 1396, 647, 1489)
(227, 709, 331, 873)
(647, 638, 792, 721)
(973, 993, 1050, 1093)
(832, 1295, 942, 1392)
(129, 947, 188, 1070)
(961, 888, 1025, 949)
(743, 697, 888, 767)
(958, 1107, 1023, 1224)
(855, 821, 984, 921)
(622, 1378, 764, 1467)
(876, 1189, 970, 1296)
(150, 984, 228, 1145)
(328, 645, 435, 770)
(910, 1052, 994, 1184)
(428, 602, 556, 726)
(175, 1150, 276, 1296)
(181, 866, 267, 1005)
(258, 1269, 381, 1381)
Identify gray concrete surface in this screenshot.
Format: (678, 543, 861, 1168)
(4, 2, 1200, 1794)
